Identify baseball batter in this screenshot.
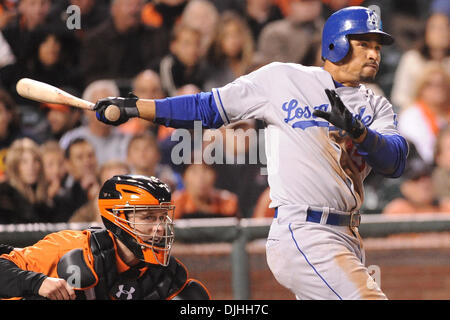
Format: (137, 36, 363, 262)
(94, 7, 408, 300)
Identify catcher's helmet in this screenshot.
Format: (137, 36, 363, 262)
(98, 175, 175, 266)
(321, 6, 394, 63)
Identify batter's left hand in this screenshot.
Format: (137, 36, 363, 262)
(313, 89, 366, 140)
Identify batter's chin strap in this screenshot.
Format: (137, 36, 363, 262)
(171, 279, 211, 300)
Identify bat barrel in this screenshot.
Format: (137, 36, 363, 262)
(16, 78, 94, 110)
(16, 78, 121, 122)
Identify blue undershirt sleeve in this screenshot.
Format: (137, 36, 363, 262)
(356, 128, 409, 178)
(154, 92, 224, 129)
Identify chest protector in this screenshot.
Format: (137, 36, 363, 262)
(57, 227, 188, 300)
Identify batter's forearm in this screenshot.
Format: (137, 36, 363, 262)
(356, 128, 408, 178)
(135, 93, 224, 129)
(136, 99, 156, 122)
(151, 92, 224, 129)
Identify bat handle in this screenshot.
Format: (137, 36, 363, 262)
(104, 105, 121, 122)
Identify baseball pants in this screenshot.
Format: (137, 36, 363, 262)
(266, 212, 387, 300)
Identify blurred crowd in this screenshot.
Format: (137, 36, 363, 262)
(0, 0, 448, 224)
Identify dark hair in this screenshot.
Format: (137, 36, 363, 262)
(64, 137, 90, 159)
(25, 25, 77, 68)
(0, 88, 20, 131)
(0, 88, 16, 111)
(26, 26, 64, 60)
(417, 13, 450, 59)
(417, 40, 450, 60)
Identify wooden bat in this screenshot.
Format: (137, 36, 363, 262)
(16, 78, 121, 122)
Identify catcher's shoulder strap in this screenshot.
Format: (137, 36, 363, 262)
(57, 248, 97, 289)
(88, 226, 118, 299)
(56, 227, 117, 300)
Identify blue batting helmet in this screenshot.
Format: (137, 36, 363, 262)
(321, 6, 394, 63)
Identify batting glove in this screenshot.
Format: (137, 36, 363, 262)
(313, 89, 366, 140)
(94, 92, 140, 126)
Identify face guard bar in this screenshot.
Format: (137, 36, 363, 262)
(111, 203, 175, 266)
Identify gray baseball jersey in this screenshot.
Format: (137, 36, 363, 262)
(211, 62, 398, 300)
(212, 62, 399, 215)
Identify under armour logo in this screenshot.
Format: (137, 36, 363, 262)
(366, 10, 380, 30)
(115, 285, 136, 300)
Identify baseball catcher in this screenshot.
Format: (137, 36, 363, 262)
(0, 175, 210, 300)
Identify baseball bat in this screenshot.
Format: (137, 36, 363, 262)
(16, 78, 121, 122)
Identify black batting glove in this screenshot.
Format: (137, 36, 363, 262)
(313, 89, 366, 140)
(94, 92, 139, 126)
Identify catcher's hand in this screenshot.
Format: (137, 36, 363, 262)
(38, 277, 76, 300)
(313, 89, 366, 140)
(94, 92, 139, 126)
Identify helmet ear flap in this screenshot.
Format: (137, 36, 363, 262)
(324, 35, 350, 63)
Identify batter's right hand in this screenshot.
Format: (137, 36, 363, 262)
(94, 93, 140, 126)
(38, 277, 76, 300)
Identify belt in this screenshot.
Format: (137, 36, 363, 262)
(274, 207, 361, 228)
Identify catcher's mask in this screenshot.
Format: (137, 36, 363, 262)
(98, 175, 175, 266)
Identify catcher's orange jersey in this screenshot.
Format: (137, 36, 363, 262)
(1, 229, 210, 300)
(0, 229, 131, 285)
